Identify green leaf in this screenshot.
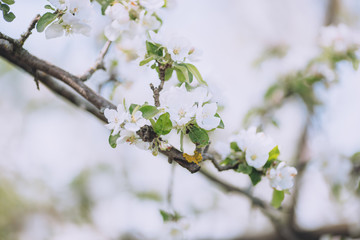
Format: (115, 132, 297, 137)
(175, 68, 186, 83)
(146, 41, 163, 57)
(108, 132, 120, 148)
(164, 67, 174, 81)
(174, 64, 190, 84)
(271, 189, 285, 208)
(268, 145, 280, 161)
(159, 209, 182, 222)
(185, 63, 207, 85)
(139, 105, 159, 119)
(2, 0, 14, 5)
(36, 12, 58, 32)
(139, 56, 155, 66)
(215, 113, 224, 129)
(0, 3, 10, 12)
(154, 113, 172, 135)
(236, 163, 253, 174)
(230, 142, 241, 152)
(188, 125, 209, 147)
(249, 169, 262, 186)
(44, 4, 55, 10)
(129, 104, 139, 114)
(3, 11, 14, 22)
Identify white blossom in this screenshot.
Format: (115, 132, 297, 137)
(104, 3, 130, 41)
(104, 105, 126, 135)
(48, 0, 69, 10)
(116, 130, 150, 149)
(191, 87, 212, 106)
(124, 111, 148, 132)
(235, 127, 276, 169)
(267, 162, 297, 191)
(45, 13, 91, 39)
(196, 103, 220, 130)
(167, 37, 191, 62)
(160, 84, 197, 128)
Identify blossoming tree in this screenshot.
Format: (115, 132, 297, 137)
(0, 0, 359, 239)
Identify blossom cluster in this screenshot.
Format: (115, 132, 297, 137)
(104, 84, 222, 155)
(43, 0, 94, 39)
(215, 127, 297, 192)
(104, 0, 164, 60)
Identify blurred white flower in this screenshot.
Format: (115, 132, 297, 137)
(104, 3, 130, 41)
(267, 162, 297, 191)
(214, 141, 231, 159)
(319, 24, 360, 52)
(196, 103, 220, 130)
(104, 105, 126, 135)
(160, 84, 197, 128)
(124, 111, 148, 132)
(139, 0, 164, 10)
(235, 127, 276, 169)
(49, 0, 69, 10)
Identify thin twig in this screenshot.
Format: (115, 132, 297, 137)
(80, 41, 112, 81)
(150, 63, 170, 107)
(18, 14, 41, 47)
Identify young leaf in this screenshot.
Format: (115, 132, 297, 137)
(271, 189, 285, 208)
(0, 3, 10, 12)
(159, 209, 182, 222)
(146, 41, 163, 56)
(2, 0, 15, 5)
(188, 125, 209, 147)
(175, 68, 186, 83)
(95, 0, 112, 15)
(108, 132, 120, 148)
(129, 104, 139, 114)
(249, 169, 262, 186)
(185, 63, 207, 85)
(139, 56, 155, 66)
(174, 64, 190, 83)
(164, 67, 174, 81)
(139, 105, 159, 119)
(3, 11, 15, 22)
(268, 145, 280, 161)
(44, 4, 55, 10)
(36, 12, 58, 32)
(154, 113, 172, 135)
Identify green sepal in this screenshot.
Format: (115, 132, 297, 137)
(139, 56, 155, 66)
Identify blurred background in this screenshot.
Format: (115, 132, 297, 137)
(1, 0, 360, 239)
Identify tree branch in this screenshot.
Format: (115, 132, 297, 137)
(0, 32, 200, 174)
